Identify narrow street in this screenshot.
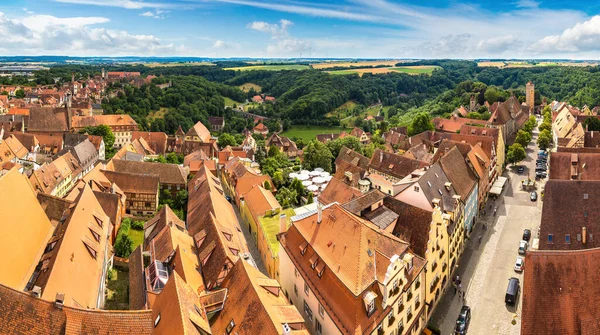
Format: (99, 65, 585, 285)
(430, 125, 545, 334)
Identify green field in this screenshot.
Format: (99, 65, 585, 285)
(128, 228, 144, 250)
(239, 82, 262, 93)
(224, 97, 242, 106)
(326, 100, 359, 118)
(282, 125, 350, 142)
(225, 64, 310, 71)
(328, 65, 440, 76)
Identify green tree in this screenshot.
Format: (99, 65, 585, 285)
(537, 129, 552, 150)
(326, 136, 363, 159)
(114, 234, 134, 258)
(14, 89, 25, 99)
(584, 117, 600, 131)
(515, 129, 532, 147)
(303, 140, 334, 172)
(275, 187, 297, 208)
(507, 143, 527, 166)
(166, 152, 183, 164)
(81, 124, 116, 152)
(268, 145, 282, 158)
(484, 86, 502, 104)
(306, 192, 314, 204)
(408, 112, 434, 136)
(173, 189, 188, 210)
(263, 180, 271, 190)
(272, 171, 284, 188)
(522, 115, 537, 133)
(466, 112, 482, 120)
(538, 121, 551, 133)
(218, 133, 238, 148)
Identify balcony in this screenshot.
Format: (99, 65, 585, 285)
(398, 304, 404, 313)
(391, 286, 400, 296)
(431, 262, 438, 271)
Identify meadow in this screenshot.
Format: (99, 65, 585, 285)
(281, 125, 350, 142)
(327, 65, 440, 76)
(311, 60, 401, 69)
(224, 64, 310, 71)
(238, 82, 262, 92)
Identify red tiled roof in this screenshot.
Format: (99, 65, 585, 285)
(522, 248, 600, 335)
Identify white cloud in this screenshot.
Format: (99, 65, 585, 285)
(213, 40, 226, 48)
(477, 35, 521, 53)
(531, 15, 600, 53)
(0, 12, 180, 56)
(247, 19, 312, 56)
(139, 9, 166, 19)
(515, 0, 539, 8)
(247, 19, 292, 38)
(22, 8, 34, 15)
(54, 0, 169, 9)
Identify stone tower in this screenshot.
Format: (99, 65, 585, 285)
(526, 81, 535, 111)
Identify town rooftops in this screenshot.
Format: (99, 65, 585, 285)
(28, 107, 71, 132)
(539, 180, 600, 251)
(131, 131, 168, 155)
(522, 248, 600, 335)
(211, 259, 308, 335)
(335, 146, 370, 171)
(433, 116, 488, 133)
(102, 170, 159, 194)
(438, 147, 477, 200)
(459, 124, 501, 143)
(144, 204, 187, 247)
(32, 184, 111, 309)
(109, 159, 188, 186)
(431, 139, 473, 163)
(318, 176, 363, 206)
(186, 121, 211, 142)
(151, 272, 211, 335)
(71, 114, 138, 129)
(0, 169, 55, 290)
(549, 152, 600, 181)
(280, 203, 425, 334)
(368, 149, 429, 180)
(187, 165, 247, 289)
(383, 197, 434, 258)
(0, 281, 154, 335)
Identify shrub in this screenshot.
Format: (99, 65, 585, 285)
(131, 220, 145, 230)
(114, 234, 134, 258)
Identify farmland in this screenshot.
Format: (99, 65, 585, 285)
(238, 82, 262, 92)
(144, 61, 214, 67)
(312, 60, 401, 69)
(327, 65, 440, 76)
(281, 125, 350, 142)
(477, 61, 598, 68)
(224, 97, 242, 106)
(326, 100, 359, 118)
(224, 64, 310, 71)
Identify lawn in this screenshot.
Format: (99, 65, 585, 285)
(239, 82, 262, 93)
(225, 64, 310, 71)
(282, 125, 350, 142)
(259, 208, 296, 254)
(128, 228, 144, 251)
(327, 65, 439, 76)
(224, 96, 242, 106)
(312, 60, 400, 69)
(104, 267, 129, 310)
(326, 100, 359, 118)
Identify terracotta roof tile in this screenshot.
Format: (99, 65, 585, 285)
(28, 107, 70, 132)
(131, 131, 168, 155)
(319, 177, 362, 206)
(0, 169, 55, 290)
(549, 152, 600, 181)
(212, 260, 308, 335)
(522, 248, 600, 335)
(368, 149, 428, 180)
(71, 114, 138, 129)
(186, 121, 211, 143)
(539, 180, 600, 251)
(110, 160, 187, 186)
(102, 170, 159, 194)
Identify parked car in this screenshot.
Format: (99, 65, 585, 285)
(519, 240, 528, 255)
(505, 278, 520, 305)
(517, 166, 524, 174)
(454, 306, 471, 335)
(536, 167, 547, 173)
(530, 191, 538, 201)
(523, 229, 531, 241)
(514, 257, 525, 272)
(536, 171, 547, 179)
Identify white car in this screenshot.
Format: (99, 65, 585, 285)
(518, 240, 528, 255)
(514, 257, 524, 272)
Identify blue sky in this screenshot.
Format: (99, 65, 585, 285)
(2, 0, 600, 58)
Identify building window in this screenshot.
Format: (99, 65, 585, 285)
(294, 284, 298, 296)
(319, 303, 324, 317)
(304, 301, 313, 321)
(548, 234, 553, 243)
(226, 319, 235, 334)
(304, 281, 310, 296)
(565, 234, 571, 244)
(316, 320, 322, 334)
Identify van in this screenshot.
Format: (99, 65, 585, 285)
(505, 277, 520, 305)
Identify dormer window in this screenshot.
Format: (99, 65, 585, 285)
(299, 241, 308, 255)
(363, 291, 377, 316)
(226, 319, 235, 334)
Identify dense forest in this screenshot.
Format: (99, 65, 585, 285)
(16, 60, 600, 134)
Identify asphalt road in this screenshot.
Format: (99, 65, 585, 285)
(430, 125, 545, 335)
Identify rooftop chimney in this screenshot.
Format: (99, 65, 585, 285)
(583, 227, 587, 244)
(55, 292, 65, 310)
(282, 324, 292, 335)
(279, 213, 287, 233)
(317, 202, 323, 224)
(379, 150, 383, 163)
(31, 286, 42, 298)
